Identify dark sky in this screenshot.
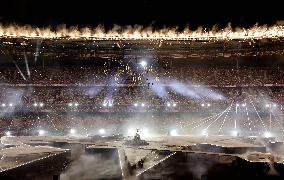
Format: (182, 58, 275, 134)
(0, 0, 283, 29)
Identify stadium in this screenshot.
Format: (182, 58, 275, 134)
(0, 23, 283, 179)
(1, 0, 284, 179)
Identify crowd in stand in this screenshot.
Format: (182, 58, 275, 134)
(0, 65, 283, 113)
(0, 66, 284, 86)
(0, 64, 283, 136)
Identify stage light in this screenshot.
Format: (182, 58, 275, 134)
(103, 103, 107, 107)
(170, 129, 178, 136)
(38, 130, 45, 136)
(5, 131, 11, 136)
(207, 103, 211, 107)
(167, 103, 171, 107)
(141, 103, 145, 107)
(68, 103, 73, 107)
(173, 103, 177, 107)
(236, 104, 240, 107)
(264, 132, 272, 138)
(128, 128, 135, 135)
(265, 104, 270, 107)
(201, 103, 205, 107)
(273, 104, 277, 107)
(39, 103, 44, 107)
(99, 128, 106, 135)
(134, 103, 138, 107)
(231, 130, 238, 137)
(33, 103, 38, 107)
(242, 103, 246, 107)
(202, 129, 208, 136)
(140, 61, 147, 67)
(70, 129, 76, 134)
(9, 103, 13, 107)
(142, 128, 149, 137)
(74, 103, 78, 107)
(1, 103, 6, 107)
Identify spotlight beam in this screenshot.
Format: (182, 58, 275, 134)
(13, 61, 27, 81)
(24, 53, 30, 78)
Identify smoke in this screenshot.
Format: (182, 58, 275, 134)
(84, 86, 102, 97)
(60, 150, 121, 180)
(0, 88, 25, 116)
(186, 154, 216, 179)
(146, 75, 168, 98)
(0, 22, 284, 40)
(168, 80, 200, 99)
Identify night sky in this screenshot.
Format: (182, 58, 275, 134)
(0, 0, 283, 29)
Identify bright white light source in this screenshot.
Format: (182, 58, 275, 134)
(38, 130, 45, 136)
(128, 128, 135, 135)
(207, 103, 211, 107)
(173, 103, 177, 107)
(39, 103, 44, 107)
(170, 129, 178, 136)
(68, 103, 73, 107)
(99, 128, 106, 135)
(1, 103, 6, 107)
(33, 103, 38, 107)
(242, 103, 246, 107)
(236, 104, 240, 107)
(142, 129, 149, 137)
(167, 103, 171, 107)
(9, 103, 13, 107)
(103, 103, 107, 107)
(202, 129, 208, 137)
(265, 104, 270, 107)
(5, 131, 11, 136)
(264, 132, 272, 138)
(70, 129, 76, 134)
(201, 103, 205, 107)
(140, 61, 147, 67)
(74, 103, 78, 107)
(134, 103, 138, 107)
(141, 103, 145, 107)
(231, 130, 238, 137)
(273, 104, 277, 107)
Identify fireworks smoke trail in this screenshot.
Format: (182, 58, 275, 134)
(34, 39, 42, 63)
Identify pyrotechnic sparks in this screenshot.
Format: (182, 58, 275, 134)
(1, 23, 284, 41)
